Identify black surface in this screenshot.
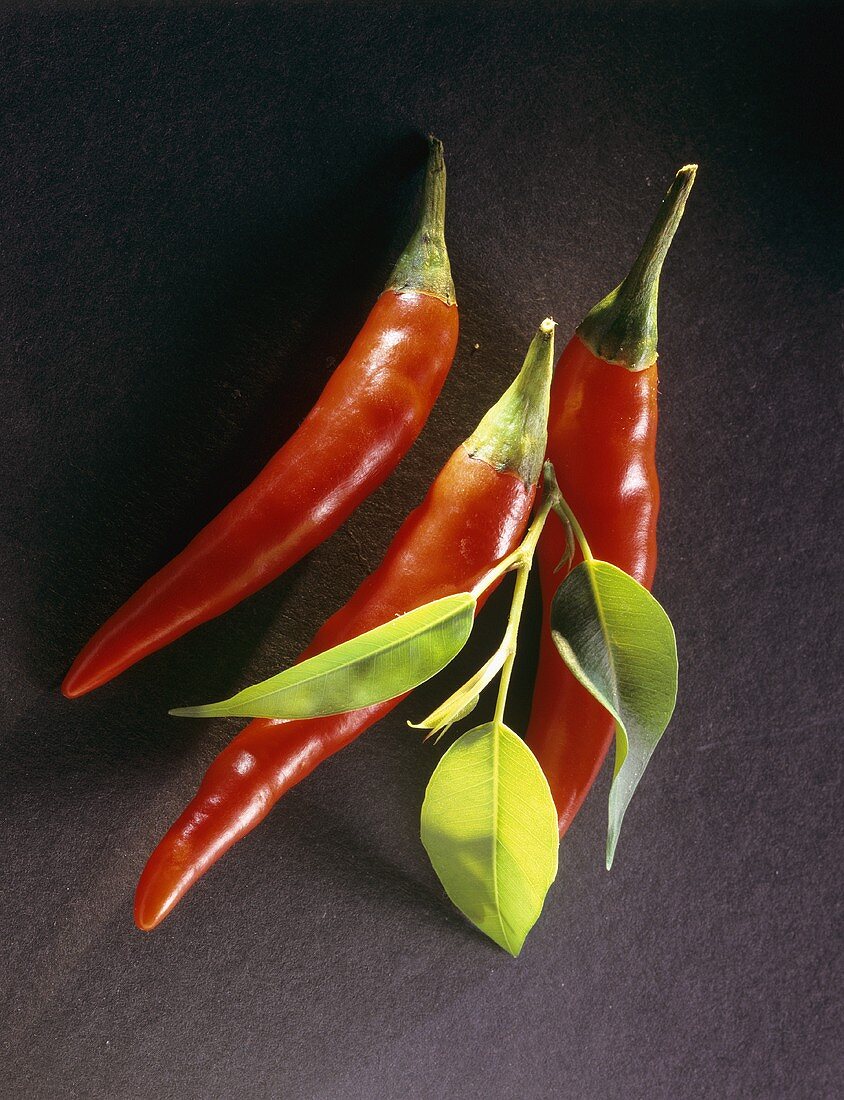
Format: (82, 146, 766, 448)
(2, 4, 841, 1098)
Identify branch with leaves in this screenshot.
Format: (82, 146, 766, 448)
(171, 462, 678, 955)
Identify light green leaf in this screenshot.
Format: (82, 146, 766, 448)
(549, 561, 678, 868)
(421, 721, 559, 956)
(409, 647, 507, 742)
(170, 593, 477, 720)
(412, 690, 480, 743)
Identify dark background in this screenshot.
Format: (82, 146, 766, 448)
(2, 3, 841, 1097)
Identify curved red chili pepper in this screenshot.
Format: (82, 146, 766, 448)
(526, 166, 696, 838)
(63, 138, 458, 699)
(135, 320, 555, 930)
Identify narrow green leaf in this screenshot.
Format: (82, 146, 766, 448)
(414, 690, 480, 744)
(171, 593, 477, 720)
(550, 561, 678, 868)
(421, 721, 559, 956)
(409, 646, 507, 742)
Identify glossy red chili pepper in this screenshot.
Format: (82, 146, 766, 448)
(62, 139, 458, 699)
(134, 320, 555, 930)
(526, 166, 696, 837)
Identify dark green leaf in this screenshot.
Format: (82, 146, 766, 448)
(550, 561, 677, 867)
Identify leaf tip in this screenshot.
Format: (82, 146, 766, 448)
(605, 831, 618, 871)
(169, 705, 213, 719)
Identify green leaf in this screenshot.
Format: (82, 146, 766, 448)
(549, 561, 678, 868)
(412, 689, 480, 743)
(170, 593, 477, 720)
(421, 721, 559, 956)
(409, 647, 507, 742)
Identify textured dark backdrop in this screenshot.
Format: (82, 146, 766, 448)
(2, 3, 841, 1098)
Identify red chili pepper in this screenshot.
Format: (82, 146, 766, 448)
(62, 138, 458, 699)
(134, 320, 555, 930)
(526, 166, 696, 837)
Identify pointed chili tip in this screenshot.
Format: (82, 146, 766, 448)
(464, 318, 555, 486)
(61, 676, 83, 699)
(134, 893, 169, 932)
(61, 664, 97, 699)
(133, 904, 159, 933)
(577, 163, 699, 371)
(384, 135, 456, 306)
(134, 861, 181, 931)
(133, 881, 160, 931)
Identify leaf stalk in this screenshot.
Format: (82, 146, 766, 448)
(426, 462, 585, 735)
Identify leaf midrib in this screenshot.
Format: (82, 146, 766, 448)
(587, 562, 625, 731)
(490, 723, 515, 956)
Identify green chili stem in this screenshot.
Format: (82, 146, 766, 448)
(385, 136, 456, 306)
(577, 164, 697, 372)
(465, 318, 555, 487)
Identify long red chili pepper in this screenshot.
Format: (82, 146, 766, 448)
(134, 320, 555, 930)
(62, 138, 458, 699)
(526, 166, 696, 837)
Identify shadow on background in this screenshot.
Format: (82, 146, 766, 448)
(25, 133, 427, 701)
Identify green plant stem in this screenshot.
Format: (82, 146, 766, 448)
(470, 483, 554, 600)
(486, 481, 558, 727)
(430, 462, 592, 735)
(492, 557, 532, 727)
(551, 493, 594, 563)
